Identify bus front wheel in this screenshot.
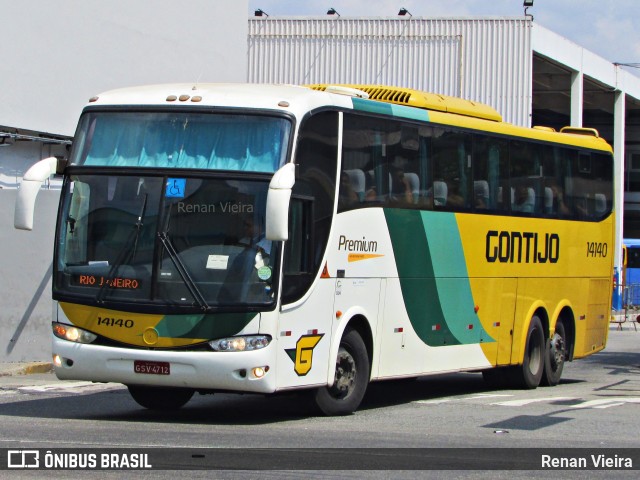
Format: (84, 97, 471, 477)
(127, 385, 195, 410)
(313, 328, 370, 416)
(508, 315, 545, 389)
(541, 320, 566, 386)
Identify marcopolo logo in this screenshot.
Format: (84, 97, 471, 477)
(486, 230, 560, 264)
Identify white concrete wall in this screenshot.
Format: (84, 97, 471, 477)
(0, 0, 249, 362)
(0, 142, 66, 189)
(0, 190, 59, 362)
(0, 0, 248, 137)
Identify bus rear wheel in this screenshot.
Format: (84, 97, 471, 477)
(541, 320, 566, 386)
(313, 328, 369, 416)
(127, 385, 195, 410)
(508, 315, 545, 389)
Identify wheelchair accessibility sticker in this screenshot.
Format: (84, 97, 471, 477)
(166, 178, 186, 198)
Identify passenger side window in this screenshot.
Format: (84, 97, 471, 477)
(340, 115, 429, 211)
(339, 112, 613, 222)
(510, 141, 542, 215)
(563, 150, 613, 220)
(473, 136, 508, 212)
(433, 129, 472, 210)
(542, 147, 571, 217)
(282, 111, 338, 304)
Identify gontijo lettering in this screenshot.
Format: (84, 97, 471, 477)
(486, 230, 560, 264)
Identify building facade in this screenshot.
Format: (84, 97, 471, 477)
(248, 16, 640, 266)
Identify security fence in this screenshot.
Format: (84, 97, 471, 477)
(612, 283, 640, 331)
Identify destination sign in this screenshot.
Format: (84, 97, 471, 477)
(72, 275, 142, 290)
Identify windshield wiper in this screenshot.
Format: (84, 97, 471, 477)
(96, 194, 148, 304)
(157, 206, 209, 311)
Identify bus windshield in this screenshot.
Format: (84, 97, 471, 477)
(55, 174, 277, 310)
(71, 111, 291, 173)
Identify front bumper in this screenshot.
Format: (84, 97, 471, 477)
(52, 336, 277, 393)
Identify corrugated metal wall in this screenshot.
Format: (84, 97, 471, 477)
(248, 18, 532, 126)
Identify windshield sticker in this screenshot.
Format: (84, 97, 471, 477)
(166, 178, 186, 198)
(206, 255, 229, 270)
(257, 265, 272, 281)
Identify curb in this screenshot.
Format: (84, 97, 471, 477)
(22, 362, 54, 375)
(0, 362, 53, 376)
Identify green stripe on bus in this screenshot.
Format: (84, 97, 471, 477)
(352, 98, 430, 122)
(384, 209, 458, 346)
(420, 211, 494, 344)
(153, 312, 257, 340)
(384, 209, 494, 346)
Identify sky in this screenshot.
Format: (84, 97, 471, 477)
(248, 0, 640, 75)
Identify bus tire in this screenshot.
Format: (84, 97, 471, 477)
(508, 315, 545, 389)
(313, 328, 370, 416)
(541, 320, 566, 387)
(127, 385, 194, 410)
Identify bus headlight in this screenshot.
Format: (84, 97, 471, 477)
(209, 335, 271, 352)
(52, 322, 97, 344)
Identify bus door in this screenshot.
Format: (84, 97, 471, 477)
(275, 196, 337, 389)
(274, 110, 341, 390)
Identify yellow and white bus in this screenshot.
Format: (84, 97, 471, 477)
(15, 83, 614, 415)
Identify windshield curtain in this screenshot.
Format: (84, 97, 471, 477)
(55, 174, 277, 310)
(72, 112, 291, 173)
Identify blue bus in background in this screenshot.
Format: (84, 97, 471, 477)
(622, 239, 640, 307)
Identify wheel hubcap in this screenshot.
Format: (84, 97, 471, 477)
(549, 333, 565, 370)
(330, 347, 356, 399)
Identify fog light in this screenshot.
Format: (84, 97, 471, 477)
(252, 366, 269, 378)
(53, 354, 62, 367)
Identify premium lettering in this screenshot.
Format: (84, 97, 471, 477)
(338, 235, 378, 252)
(486, 230, 559, 264)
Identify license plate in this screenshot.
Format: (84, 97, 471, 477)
(133, 360, 170, 375)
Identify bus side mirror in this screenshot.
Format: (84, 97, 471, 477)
(14, 156, 59, 230)
(266, 163, 296, 241)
